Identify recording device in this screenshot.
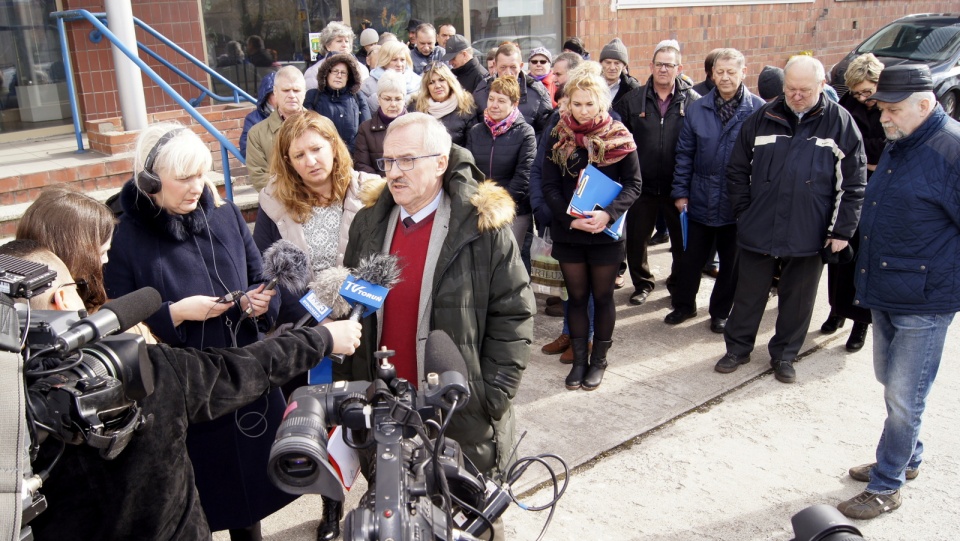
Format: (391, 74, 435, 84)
(268, 331, 517, 541)
(1, 256, 163, 537)
(243, 240, 311, 318)
(790, 505, 864, 541)
(216, 290, 244, 304)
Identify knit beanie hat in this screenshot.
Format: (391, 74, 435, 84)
(600, 38, 629, 65)
(528, 47, 553, 64)
(360, 28, 379, 47)
(758, 65, 785, 100)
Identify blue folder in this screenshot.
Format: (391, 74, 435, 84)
(566, 164, 627, 240)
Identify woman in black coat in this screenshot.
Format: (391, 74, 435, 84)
(465, 75, 536, 262)
(103, 123, 285, 541)
(413, 63, 477, 146)
(821, 53, 885, 351)
(304, 53, 371, 152)
(541, 62, 641, 392)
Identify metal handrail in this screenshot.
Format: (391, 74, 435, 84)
(51, 9, 252, 200)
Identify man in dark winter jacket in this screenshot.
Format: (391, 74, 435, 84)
(239, 71, 275, 158)
(445, 34, 488, 94)
(342, 112, 534, 478)
(715, 55, 866, 383)
(5, 242, 361, 541)
(599, 38, 640, 108)
(473, 42, 554, 137)
(836, 64, 960, 521)
(614, 39, 700, 306)
(410, 23, 445, 75)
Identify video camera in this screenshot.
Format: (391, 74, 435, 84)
(268, 330, 562, 541)
(0, 254, 161, 539)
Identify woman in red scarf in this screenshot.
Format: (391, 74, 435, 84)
(540, 61, 641, 391)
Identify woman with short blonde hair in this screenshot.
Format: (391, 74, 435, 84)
(359, 40, 421, 114)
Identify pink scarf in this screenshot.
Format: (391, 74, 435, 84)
(484, 107, 521, 139)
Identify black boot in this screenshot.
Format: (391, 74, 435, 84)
(229, 523, 262, 541)
(820, 313, 846, 334)
(846, 322, 869, 352)
(564, 338, 590, 390)
(582, 340, 612, 391)
(316, 496, 343, 541)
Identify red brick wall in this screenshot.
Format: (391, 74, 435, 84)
(63, 0, 208, 126)
(565, 0, 957, 89)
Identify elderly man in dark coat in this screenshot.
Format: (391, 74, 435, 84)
(837, 64, 960, 521)
(715, 55, 867, 384)
(341, 112, 534, 477)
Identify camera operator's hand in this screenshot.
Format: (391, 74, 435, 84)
(170, 295, 232, 327)
(324, 320, 363, 355)
(240, 283, 276, 317)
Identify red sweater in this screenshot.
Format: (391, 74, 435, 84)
(379, 213, 435, 385)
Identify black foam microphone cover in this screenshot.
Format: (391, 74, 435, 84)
(101, 287, 163, 331)
(56, 287, 162, 352)
(262, 239, 311, 292)
(424, 330, 468, 379)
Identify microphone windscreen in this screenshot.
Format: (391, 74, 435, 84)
(262, 239, 311, 292)
(355, 253, 402, 288)
(424, 330, 468, 378)
(101, 287, 162, 331)
(309, 266, 353, 319)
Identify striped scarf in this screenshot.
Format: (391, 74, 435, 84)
(484, 107, 521, 139)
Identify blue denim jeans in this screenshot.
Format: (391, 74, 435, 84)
(867, 310, 956, 494)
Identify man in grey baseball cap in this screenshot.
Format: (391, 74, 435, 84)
(443, 34, 488, 93)
(837, 63, 960, 520)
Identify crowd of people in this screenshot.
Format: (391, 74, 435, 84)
(8, 16, 959, 541)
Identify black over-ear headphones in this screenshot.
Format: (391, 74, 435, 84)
(137, 128, 185, 195)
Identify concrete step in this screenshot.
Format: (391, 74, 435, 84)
(0, 169, 257, 244)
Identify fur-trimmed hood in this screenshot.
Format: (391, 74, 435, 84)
(118, 178, 214, 242)
(316, 53, 363, 95)
(357, 146, 515, 232)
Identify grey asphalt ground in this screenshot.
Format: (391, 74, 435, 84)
(216, 243, 960, 541)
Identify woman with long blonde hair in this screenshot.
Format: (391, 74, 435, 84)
(413, 62, 476, 145)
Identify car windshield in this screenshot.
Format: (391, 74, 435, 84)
(856, 21, 960, 62)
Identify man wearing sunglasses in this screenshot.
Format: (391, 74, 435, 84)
(341, 112, 534, 491)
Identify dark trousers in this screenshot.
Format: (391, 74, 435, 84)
(825, 227, 871, 324)
(672, 220, 739, 318)
(625, 194, 682, 294)
(724, 249, 824, 361)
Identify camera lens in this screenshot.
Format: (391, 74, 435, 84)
(791, 505, 864, 541)
(267, 387, 345, 500)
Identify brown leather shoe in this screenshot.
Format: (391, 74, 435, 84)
(541, 334, 570, 355)
(560, 341, 590, 364)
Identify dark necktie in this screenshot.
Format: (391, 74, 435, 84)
(402, 217, 415, 228)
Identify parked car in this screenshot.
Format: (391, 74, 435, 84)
(829, 13, 960, 120)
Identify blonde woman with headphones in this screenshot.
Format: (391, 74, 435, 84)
(102, 122, 287, 541)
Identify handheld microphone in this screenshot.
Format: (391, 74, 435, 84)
(55, 287, 162, 352)
(245, 240, 311, 317)
(339, 253, 402, 322)
(301, 266, 353, 324)
(422, 330, 470, 411)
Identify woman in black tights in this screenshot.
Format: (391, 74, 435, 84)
(540, 61, 641, 390)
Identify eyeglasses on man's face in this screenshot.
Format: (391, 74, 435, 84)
(654, 62, 678, 70)
(376, 154, 441, 172)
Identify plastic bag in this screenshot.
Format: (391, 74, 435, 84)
(530, 228, 567, 299)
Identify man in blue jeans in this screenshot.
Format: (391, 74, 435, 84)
(837, 64, 960, 519)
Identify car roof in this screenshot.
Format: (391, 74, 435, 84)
(892, 13, 960, 24)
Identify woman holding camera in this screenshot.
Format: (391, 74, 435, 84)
(103, 123, 284, 541)
(540, 62, 640, 392)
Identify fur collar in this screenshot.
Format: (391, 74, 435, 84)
(119, 179, 215, 242)
(358, 154, 515, 232)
